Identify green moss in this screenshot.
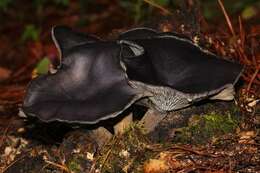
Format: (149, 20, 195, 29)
(67, 157, 82, 173)
(204, 113, 238, 134)
(173, 111, 239, 144)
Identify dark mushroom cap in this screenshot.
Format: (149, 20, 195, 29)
(22, 26, 141, 124)
(119, 28, 243, 94)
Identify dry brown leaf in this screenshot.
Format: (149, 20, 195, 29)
(238, 131, 257, 144)
(143, 159, 169, 173)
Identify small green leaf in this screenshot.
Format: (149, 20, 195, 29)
(21, 24, 40, 42)
(242, 6, 257, 20)
(35, 57, 50, 74)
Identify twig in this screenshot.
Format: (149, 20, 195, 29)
(247, 67, 260, 92)
(238, 16, 245, 50)
(146, 144, 221, 158)
(143, 0, 172, 15)
(169, 146, 221, 158)
(89, 160, 97, 173)
(2, 154, 27, 173)
(177, 166, 218, 173)
(44, 160, 70, 173)
(218, 0, 236, 37)
(100, 149, 112, 172)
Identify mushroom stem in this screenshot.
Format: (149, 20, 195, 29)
(139, 109, 168, 134)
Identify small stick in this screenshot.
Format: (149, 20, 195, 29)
(100, 149, 112, 172)
(2, 154, 27, 173)
(143, 0, 172, 15)
(44, 160, 70, 172)
(247, 67, 260, 92)
(218, 0, 236, 37)
(238, 16, 245, 50)
(146, 144, 221, 158)
(169, 146, 220, 158)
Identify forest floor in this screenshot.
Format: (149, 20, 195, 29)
(0, 1, 259, 172)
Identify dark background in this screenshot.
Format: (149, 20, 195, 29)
(0, 0, 259, 88)
(0, 1, 259, 172)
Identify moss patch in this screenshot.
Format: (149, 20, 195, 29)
(173, 111, 239, 144)
(66, 154, 94, 173)
(67, 157, 82, 173)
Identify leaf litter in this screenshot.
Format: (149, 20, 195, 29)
(0, 0, 259, 172)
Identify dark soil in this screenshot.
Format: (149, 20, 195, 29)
(0, 1, 259, 172)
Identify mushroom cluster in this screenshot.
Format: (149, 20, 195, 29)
(21, 26, 243, 124)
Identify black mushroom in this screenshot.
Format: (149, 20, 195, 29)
(21, 26, 243, 124)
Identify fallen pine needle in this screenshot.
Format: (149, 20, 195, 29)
(2, 154, 27, 173)
(218, 0, 236, 37)
(44, 160, 70, 173)
(247, 66, 260, 92)
(143, 0, 172, 15)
